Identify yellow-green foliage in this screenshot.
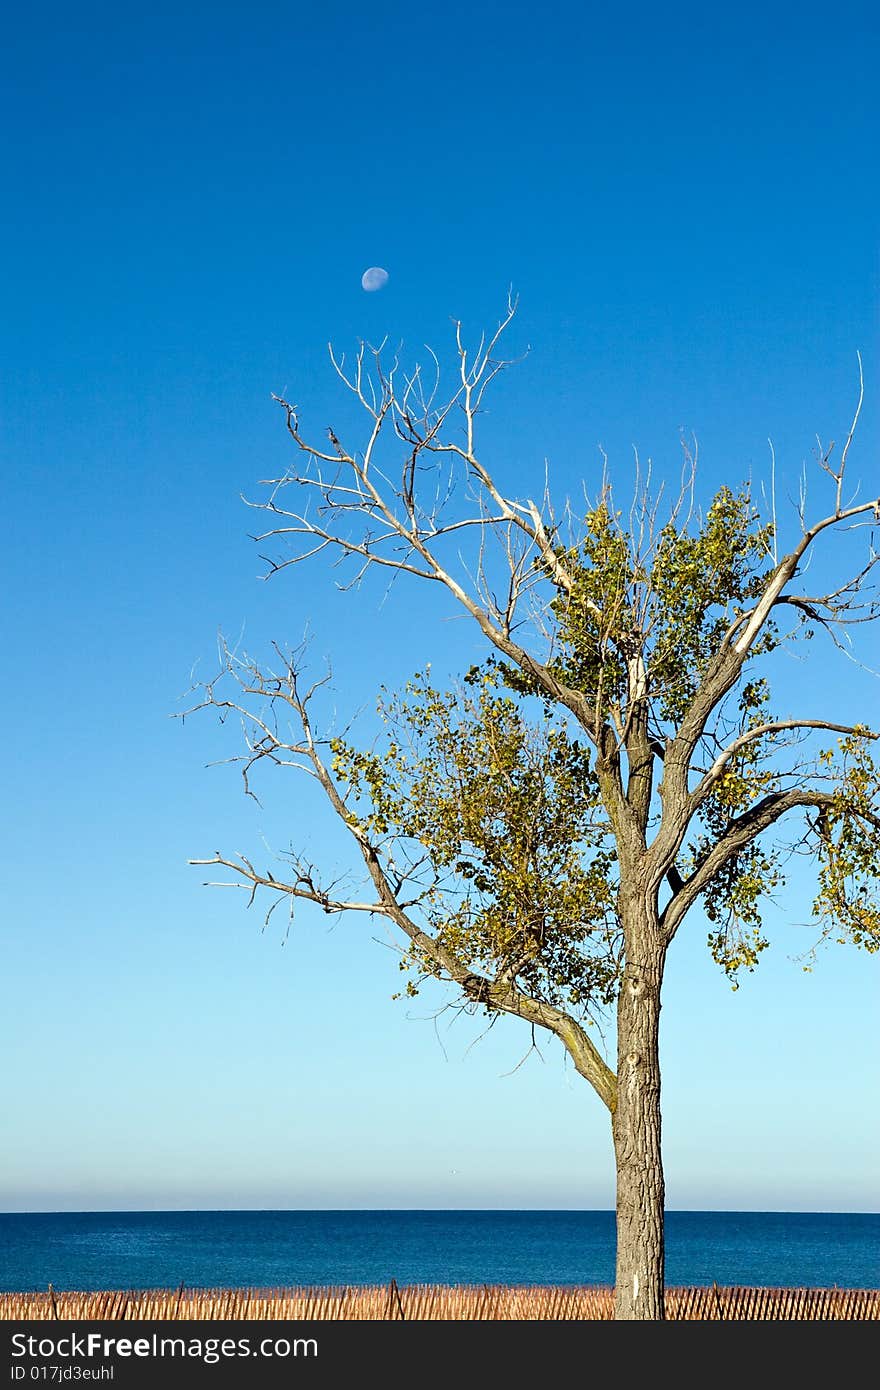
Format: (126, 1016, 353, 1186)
(813, 731, 880, 951)
(331, 670, 621, 1010)
(688, 679, 782, 984)
(505, 487, 776, 727)
(647, 490, 776, 721)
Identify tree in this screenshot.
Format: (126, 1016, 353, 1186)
(188, 301, 880, 1318)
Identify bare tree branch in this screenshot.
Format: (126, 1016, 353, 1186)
(694, 719, 879, 802)
(186, 643, 618, 1111)
(661, 788, 832, 942)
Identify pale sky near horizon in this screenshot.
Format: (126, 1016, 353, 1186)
(1, 0, 878, 1213)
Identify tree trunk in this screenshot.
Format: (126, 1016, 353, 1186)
(612, 947, 666, 1319)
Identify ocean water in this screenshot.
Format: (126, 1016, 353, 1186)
(0, 1210, 877, 1293)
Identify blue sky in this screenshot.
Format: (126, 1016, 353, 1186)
(1, 0, 878, 1213)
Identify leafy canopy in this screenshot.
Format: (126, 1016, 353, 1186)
(325, 480, 880, 1005)
(331, 669, 620, 1009)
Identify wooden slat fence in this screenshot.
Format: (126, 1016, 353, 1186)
(1, 1284, 877, 1320)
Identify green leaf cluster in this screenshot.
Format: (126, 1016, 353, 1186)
(330, 670, 621, 1011)
(687, 679, 782, 984)
(812, 731, 880, 951)
(647, 490, 776, 721)
(520, 487, 776, 727)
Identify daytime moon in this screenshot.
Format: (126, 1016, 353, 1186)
(361, 266, 389, 292)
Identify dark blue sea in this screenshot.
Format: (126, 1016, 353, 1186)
(1, 1211, 877, 1292)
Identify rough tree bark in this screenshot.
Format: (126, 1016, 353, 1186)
(612, 941, 666, 1319)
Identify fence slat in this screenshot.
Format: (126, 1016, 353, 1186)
(1, 1285, 876, 1320)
